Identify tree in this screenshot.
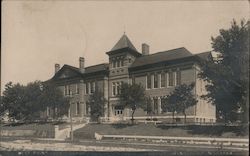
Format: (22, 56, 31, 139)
(199, 19, 249, 123)
(162, 83, 197, 123)
(88, 90, 106, 122)
(119, 83, 147, 123)
(142, 96, 153, 119)
(39, 82, 70, 119)
(161, 94, 178, 123)
(1, 82, 26, 120)
(175, 83, 197, 123)
(1, 81, 70, 121)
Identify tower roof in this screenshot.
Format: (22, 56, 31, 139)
(111, 34, 137, 51)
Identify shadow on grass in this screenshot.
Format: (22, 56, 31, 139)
(111, 123, 137, 129)
(157, 124, 249, 137)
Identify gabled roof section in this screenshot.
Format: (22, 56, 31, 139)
(46, 63, 109, 82)
(111, 34, 137, 51)
(130, 47, 193, 68)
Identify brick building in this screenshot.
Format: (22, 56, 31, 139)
(46, 34, 216, 123)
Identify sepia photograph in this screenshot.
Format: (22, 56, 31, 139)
(1, 0, 249, 155)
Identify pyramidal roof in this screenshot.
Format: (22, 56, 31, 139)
(111, 34, 137, 51)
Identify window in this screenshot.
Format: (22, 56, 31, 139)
(176, 70, 181, 85)
(161, 72, 165, 88)
(117, 82, 121, 95)
(76, 102, 80, 115)
(86, 102, 90, 115)
(121, 59, 124, 66)
(68, 85, 71, 95)
(64, 85, 71, 96)
(117, 60, 120, 67)
(153, 98, 158, 114)
(154, 73, 158, 88)
(64, 86, 67, 95)
(46, 107, 50, 116)
(113, 61, 116, 68)
(115, 109, 123, 116)
(161, 98, 167, 112)
(85, 83, 89, 94)
(76, 84, 79, 94)
(147, 74, 151, 89)
(90, 82, 95, 93)
(168, 72, 174, 87)
(112, 82, 116, 96)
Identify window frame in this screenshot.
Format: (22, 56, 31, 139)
(76, 102, 80, 115)
(176, 70, 181, 86)
(146, 74, 151, 89)
(76, 84, 80, 94)
(160, 72, 166, 88)
(112, 82, 116, 96)
(153, 73, 158, 88)
(168, 71, 174, 87)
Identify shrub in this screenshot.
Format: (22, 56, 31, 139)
(152, 118, 158, 121)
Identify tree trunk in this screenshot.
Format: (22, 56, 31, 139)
(131, 109, 135, 124)
(184, 112, 186, 124)
(172, 111, 175, 124)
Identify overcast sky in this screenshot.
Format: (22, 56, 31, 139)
(1, 1, 249, 92)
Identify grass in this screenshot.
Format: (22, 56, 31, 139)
(73, 123, 249, 140)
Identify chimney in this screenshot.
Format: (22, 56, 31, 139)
(79, 57, 85, 73)
(55, 64, 60, 74)
(142, 43, 149, 55)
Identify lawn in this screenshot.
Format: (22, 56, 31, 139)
(73, 123, 249, 140)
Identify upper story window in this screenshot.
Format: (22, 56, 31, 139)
(161, 72, 166, 88)
(112, 82, 116, 96)
(121, 60, 124, 66)
(112, 61, 116, 68)
(117, 82, 121, 95)
(64, 85, 71, 96)
(176, 70, 181, 86)
(85, 83, 89, 94)
(90, 82, 95, 93)
(117, 60, 120, 67)
(85, 81, 96, 94)
(112, 57, 125, 69)
(76, 84, 79, 94)
(128, 57, 132, 63)
(168, 72, 174, 87)
(112, 81, 122, 96)
(146, 74, 151, 89)
(153, 73, 158, 88)
(64, 86, 67, 95)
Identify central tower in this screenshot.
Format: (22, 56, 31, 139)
(106, 34, 141, 121)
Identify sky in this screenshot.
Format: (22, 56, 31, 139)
(1, 0, 249, 93)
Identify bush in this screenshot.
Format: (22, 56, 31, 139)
(152, 118, 158, 121)
(146, 118, 151, 121)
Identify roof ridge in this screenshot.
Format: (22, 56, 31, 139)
(85, 63, 109, 68)
(64, 63, 109, 69)
(140, 47, 189, 57)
